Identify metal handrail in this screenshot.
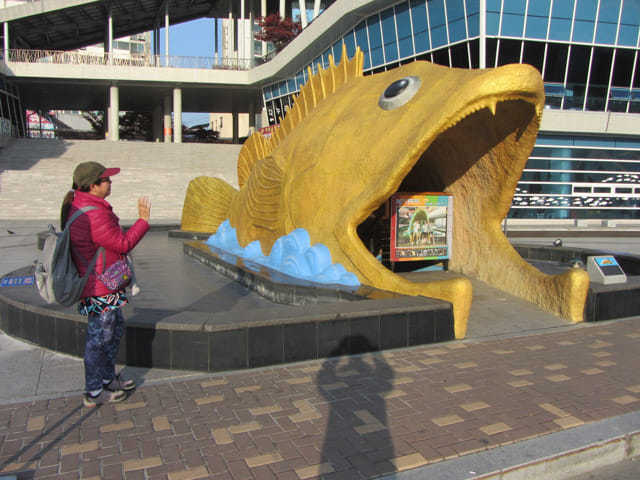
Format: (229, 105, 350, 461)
(3, 49, 256, 71)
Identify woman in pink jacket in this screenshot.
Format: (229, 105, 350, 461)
(61, 161, 151, 407)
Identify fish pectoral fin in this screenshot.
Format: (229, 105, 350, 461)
(545, 268, 590, 323)
(181, 176, 237, 233)
(394, 275, 472, 340)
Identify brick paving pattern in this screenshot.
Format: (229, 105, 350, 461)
(2, 317, 640, 479)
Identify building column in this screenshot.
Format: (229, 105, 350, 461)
(173, 87, 182, 143)
(3, 23, 8, 60)
(248, 102, 256, 135)
(108, 85, 119, 141)
(152, 103, 163, 142)
(232, 110, 239, 143)
(279, 0, 285, 17)
(299, 0, 307, 28)
(238, 0, 245, 61)
(164, 0, 170, 65)
(261, 0, 267, 57)
(107, 4, 113, 65)
(479, 0, 486, 69)
(313, 0, 320, 20)
(163, 94, 172, 142)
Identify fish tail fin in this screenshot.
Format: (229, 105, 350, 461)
(181, 176, 238, 233)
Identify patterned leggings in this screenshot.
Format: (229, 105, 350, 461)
(84, 307, 125, 392)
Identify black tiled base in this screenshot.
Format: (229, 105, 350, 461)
(4, 239, 640, 372)
(0, 265, 454, 373)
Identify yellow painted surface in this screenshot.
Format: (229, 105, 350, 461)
(182, 45, 589, 338)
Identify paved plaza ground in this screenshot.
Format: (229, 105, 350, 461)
(1, 223, 640, 479)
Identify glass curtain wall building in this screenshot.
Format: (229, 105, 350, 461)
(263, 0, 640, 220)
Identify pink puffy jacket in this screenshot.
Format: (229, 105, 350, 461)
(69, 191, 150, 298)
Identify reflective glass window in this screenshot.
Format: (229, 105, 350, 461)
(287, 78, 296, 92)
(381, 8, 399, 62)
(497, 39, 522, 65)
(587, 47, 613, 111)
(572, 0, 597, 42)
(428, 0, 448, 47)
(551, 0, 575, 19)
(467, 13, 479, 37)
(431, 25, 448, 47)
(525, 15, 548, 39)
(575, 0, 597, 20)
(487, 0, 501, 35)
(503, 0, 526, 14)
(321, 48, 331, 68)
(544, 43, 569, 82)
(411, 0, 430, 53)
(449, 19, 467, 42)
(522, 41, 545, 72)
(396, 3, 414, 58)
(612, 49, 634, 86)
(332, 42, 343, 63)
(354, 20, 371, 70)
(618, 24, 639, 47)
(502, 13, 525, 37)
(465, 0, 479, 15)
(447, 0, 466, 20)
(295, 72, 305, 89)
(549, 18, 572, 41)
(469, 38, 480, 67)
(486, 38, 498, 67)
(487, 12, 500, 35)
(367, 15, 384, 66)
(573, 20, 595, 43)
(368, 15, 383, 50)
(634, 54, 640, 88)
(618, 0, 640, 46)
(528, 0, 551, 17)
(566, 45, 591, 109)
(447, 0, 467, 41)
(597, 0, 621, 22)
(432, 47, 450, 66)
(451, 42, 469, 68)
(486, 0, 501, 13)
(343, 31, 356, 58)
(595, 22, 617, 44)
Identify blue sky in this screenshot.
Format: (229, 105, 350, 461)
(156, 18, 221, 126)
(157, 18, 221, 58)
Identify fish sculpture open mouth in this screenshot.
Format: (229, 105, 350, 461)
(182, 46, 590, 338)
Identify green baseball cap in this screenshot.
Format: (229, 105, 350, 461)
(73, 161, 120, 188)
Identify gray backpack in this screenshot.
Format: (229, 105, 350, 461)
(35, 206, 101, 306)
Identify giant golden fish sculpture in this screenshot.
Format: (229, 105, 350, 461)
(182, 45, 589, 338)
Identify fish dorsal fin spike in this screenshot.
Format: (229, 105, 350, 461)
(341, 43, 349, 79)
(238, 132, 270, 188)
(327, 54, 337, 93)
(265, 47, 364, 151)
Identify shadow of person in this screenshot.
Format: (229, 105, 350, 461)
(318, 335, 396, 478)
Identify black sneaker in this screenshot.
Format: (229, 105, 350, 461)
(83, 389, 126, 407)
(105, 374, 136, 392)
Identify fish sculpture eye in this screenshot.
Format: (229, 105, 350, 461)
(378, 76, 421, 110)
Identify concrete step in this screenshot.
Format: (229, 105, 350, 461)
(0, 138, 240, 224)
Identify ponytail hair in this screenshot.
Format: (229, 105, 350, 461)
(60, 182, 91, 229)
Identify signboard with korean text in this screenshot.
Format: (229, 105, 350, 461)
(390, 193, 453, 262)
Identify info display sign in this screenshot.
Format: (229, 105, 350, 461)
(390, 193, 453, 262)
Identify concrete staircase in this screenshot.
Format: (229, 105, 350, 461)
(0, 138, 241, 225)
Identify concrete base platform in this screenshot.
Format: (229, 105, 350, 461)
(0, 233, 455, 372)
(2, 232, 640, 373)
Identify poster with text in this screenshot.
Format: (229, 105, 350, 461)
(390, 193, 452, 262)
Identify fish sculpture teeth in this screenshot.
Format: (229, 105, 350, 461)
(182, 44, 590, 339)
